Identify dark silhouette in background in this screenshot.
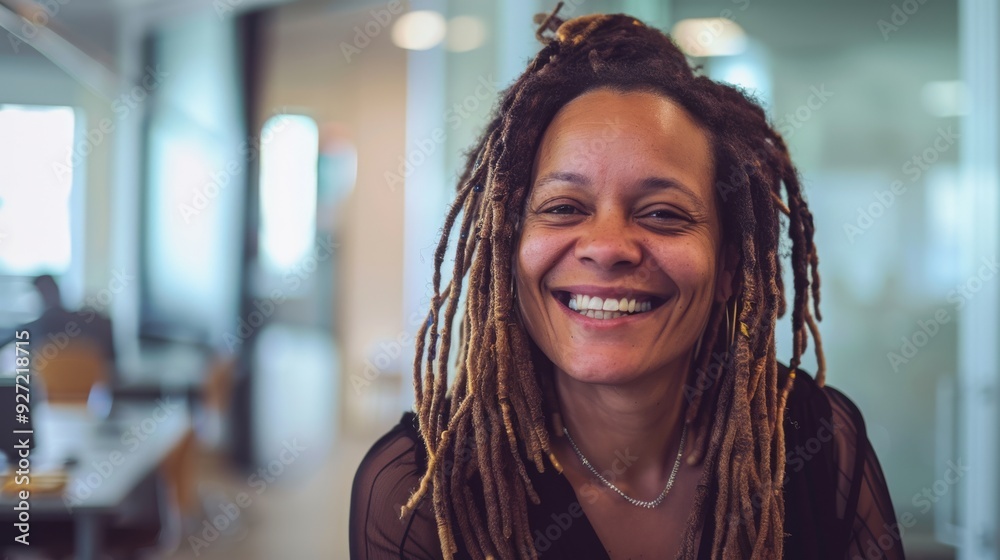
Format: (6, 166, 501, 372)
(2, 274, 116, 366)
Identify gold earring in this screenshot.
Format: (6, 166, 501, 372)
(727, 297, 738, 349)
(727, 297, 748, 350)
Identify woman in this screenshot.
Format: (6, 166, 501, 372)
(351, 7, 904, 560)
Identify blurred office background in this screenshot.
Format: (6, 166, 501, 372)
(0, 0, 997, 558)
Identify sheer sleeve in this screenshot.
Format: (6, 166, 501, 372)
(825, 387, 906, 560)
(350, 413, 444, 560)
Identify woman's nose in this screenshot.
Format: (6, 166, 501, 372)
(574, 213, 642, 270)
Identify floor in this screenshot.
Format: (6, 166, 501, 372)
(163, 436, 370, 560)
(163, 323, 384, 560)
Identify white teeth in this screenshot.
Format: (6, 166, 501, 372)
(564, 292, 658, 320)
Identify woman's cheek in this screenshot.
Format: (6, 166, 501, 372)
(658, 240, 717, 288)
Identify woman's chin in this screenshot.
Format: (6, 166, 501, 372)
(554, 356, 651, 386)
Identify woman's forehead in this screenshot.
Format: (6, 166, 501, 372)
(531, 89, 715, 198)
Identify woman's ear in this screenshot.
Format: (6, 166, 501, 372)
(714, 243, 740, 303)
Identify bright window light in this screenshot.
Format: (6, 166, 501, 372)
(0, 105, 76, 275)
(259, 114, 319, 274)
(672, 18, 748, 57)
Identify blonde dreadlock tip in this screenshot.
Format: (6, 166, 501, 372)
(548, 452, 564, 473)
(740, 322, 749, 337)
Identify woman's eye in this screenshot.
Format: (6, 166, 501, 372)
(644, 209, 686, 221)
(545, 204, 581, 215)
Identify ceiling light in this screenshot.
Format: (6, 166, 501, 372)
(671, 18, 748, 57)
(447, 16, 487, 52)
(391, 11, 446, 51)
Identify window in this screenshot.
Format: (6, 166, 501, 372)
(258, 114, 319, 274)
(0, 105, 77, 275)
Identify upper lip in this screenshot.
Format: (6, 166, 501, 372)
(551, 285, 668, 300)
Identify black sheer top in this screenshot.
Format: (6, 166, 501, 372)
(350, 366, 905, 559)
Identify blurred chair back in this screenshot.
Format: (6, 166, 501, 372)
(162, 354, 236, 526)
(34, 340, 110, 404)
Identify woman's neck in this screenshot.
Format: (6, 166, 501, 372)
(552, 356, 692, 495)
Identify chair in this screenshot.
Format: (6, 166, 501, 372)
(158, 354, 238, 550)
(33, 339, 110, 404)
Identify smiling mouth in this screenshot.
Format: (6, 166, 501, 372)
(552, 291, 666, 320)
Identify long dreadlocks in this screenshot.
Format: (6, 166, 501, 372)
(400, 6, 825, 560)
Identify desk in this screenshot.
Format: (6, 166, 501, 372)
(0, 402, 190, 560)
(114, 343, 210, 401)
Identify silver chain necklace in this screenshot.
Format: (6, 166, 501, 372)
(562, 423, 687, 509)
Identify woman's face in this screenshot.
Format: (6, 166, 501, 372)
(514, 88, 731, 385)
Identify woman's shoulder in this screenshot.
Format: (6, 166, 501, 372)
(779, 362, 871, 469)
(349, 413, 442, 560)
(356, 411, 426, 471)
(777, 363, 903, 559)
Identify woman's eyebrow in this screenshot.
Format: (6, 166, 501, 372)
(534, 172, 707, 211)
(639, 176, 707, 212)
(533, 170, 589, 190)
